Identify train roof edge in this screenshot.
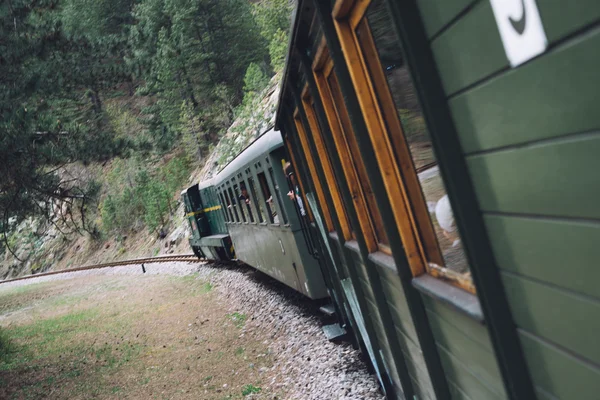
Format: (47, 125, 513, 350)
(209, 128, 283, 185)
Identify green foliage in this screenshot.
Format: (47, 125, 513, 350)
(1, 0, 293, 253)
(241, 384, 262, 396)
(129, 0, 268, 142)
(269, 29, 289, 73)
(100, 155, 190, 235)
(227, 312, 247, 329)
(253, 0, 292, 43)
(243, 63, 270, 96)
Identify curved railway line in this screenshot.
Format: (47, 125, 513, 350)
(0, 254, 203, 285)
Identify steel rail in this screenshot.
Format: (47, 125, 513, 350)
(0, 254, 203, 285)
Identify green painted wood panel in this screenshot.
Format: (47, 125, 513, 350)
(423, 297, 505, 399)
(422, 296, 493, 350)
(394, 326, 435, 399)
(537, 0, 600, 42)
(449, 381, 473, 400)
(485, 214, 600, 299)
(450, 30, 600, 153)
(360, 276, 376, 302)
(501, 272, 600, 365)
(534, 387, 559, 400)
(379, 343, 403, 394)
(415, 0, 475, 38)
(410, 376, 433, 400)
(377, 266, 419, 343)
(467, 134, 600, 218)
(431, 1, 505, 95)
(386, 299, 419, 344)
(432, 1, 600, 96)
(426, 309, 506, 396)
(519, 331, 600, 400)
(436, 345, 506, 399)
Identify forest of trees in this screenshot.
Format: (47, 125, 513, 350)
(0, 0, 291, 256)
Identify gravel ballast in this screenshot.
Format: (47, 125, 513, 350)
(1, 261, 384, 400)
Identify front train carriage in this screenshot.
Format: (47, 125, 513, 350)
(181, 181, 234, 261)
(211, 129, 328, 300)
(275, 0, 600, 399)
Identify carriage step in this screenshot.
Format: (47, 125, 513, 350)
(323, 323, 347, 342)
(319, 304, 336, 316)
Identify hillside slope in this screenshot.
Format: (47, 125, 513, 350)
(0, 76, 280, 280)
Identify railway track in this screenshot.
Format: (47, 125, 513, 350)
(0, 254, 203, 285)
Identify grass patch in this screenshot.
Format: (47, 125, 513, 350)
(227, 312, 247, 329)
(0, 309, 101, 372)
(10, 309, 98, 341)
(0, 329, 17, 364)
(170, 274, 213, 295)
(241, 384, 261, 396)
(0, 274, 276, 399)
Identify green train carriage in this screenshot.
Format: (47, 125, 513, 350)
(274, 0, 600, 399)
(211, 129, 330, 300)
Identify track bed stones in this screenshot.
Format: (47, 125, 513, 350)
(197, 263, 384, 400)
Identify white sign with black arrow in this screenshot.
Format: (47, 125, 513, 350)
(489, 0, 548, 67)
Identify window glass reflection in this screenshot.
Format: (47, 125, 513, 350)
(360, 0, 468, 274)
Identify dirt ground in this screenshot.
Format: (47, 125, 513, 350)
(0, 272, 279, 399)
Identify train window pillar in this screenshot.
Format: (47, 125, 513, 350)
(333, 0, 473, 292)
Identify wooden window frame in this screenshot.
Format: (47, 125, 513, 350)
(332, 0, 475, 293)
(296, 89, 354, 235)
(313, 51, 393, 254)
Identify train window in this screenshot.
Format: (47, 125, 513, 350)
(268, 167, 288, 225)
(247, 176, 265, 223)
(334, 0, 473, 291)
(233, 182, 247, 223)
(294, 94, 347, 235)
(239, 178, 254, 223)
(313, 51, 387, 253)
(283, 140, 314, 222)
(222, 189, 234, 222)
(226, 186, 239, 222)
(257, 172, 277, 224)
(328, 72, 389, 252)
(219, 192, 229, 222)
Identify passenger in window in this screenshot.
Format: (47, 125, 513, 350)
(239, 183, 250, 205)
(284, 162, 306, 217)
(430, 194, 460, 248)
(266, 196, 280, 223)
